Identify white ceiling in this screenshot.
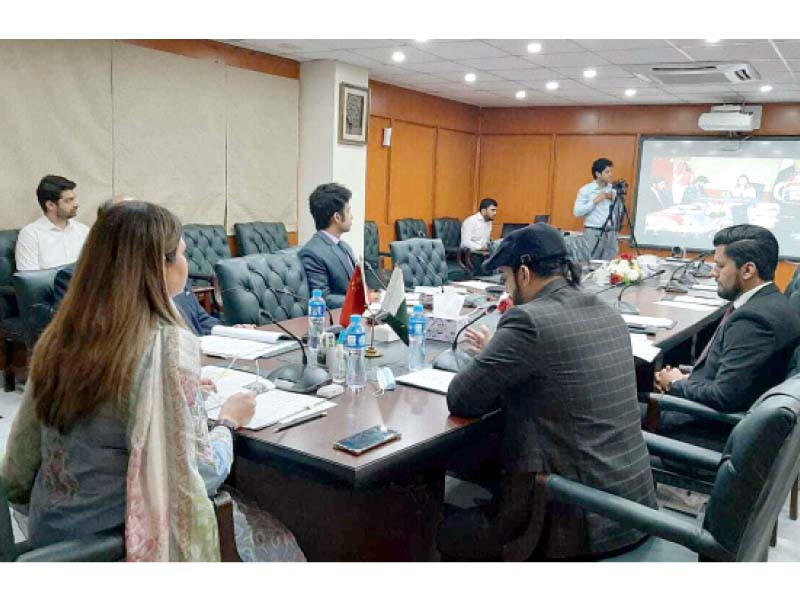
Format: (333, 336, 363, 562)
(224, 39, 800, 107)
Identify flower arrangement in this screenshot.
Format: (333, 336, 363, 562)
(606, 253, 643, 286)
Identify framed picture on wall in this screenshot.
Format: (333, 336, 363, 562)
(338, 83, 370, 146)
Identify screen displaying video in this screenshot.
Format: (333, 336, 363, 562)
(633, 137, 800, 258)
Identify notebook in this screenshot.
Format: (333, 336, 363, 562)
(396, 368, 456, 395)
(200, 326, 298, 360)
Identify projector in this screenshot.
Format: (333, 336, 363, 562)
(698, 105, 761, 132)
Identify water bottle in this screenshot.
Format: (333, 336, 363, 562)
(307, 289, 326, 360)
(408, 305, 427, 372)
(331, 330, 347, 384)
(345, 314, 367, 391)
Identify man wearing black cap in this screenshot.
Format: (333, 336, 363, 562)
(438, 223, 657, 560)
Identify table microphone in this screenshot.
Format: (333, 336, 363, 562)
(432, 304, 498, 372)
(613, 269, 665, 315)
(363, 260, 388, 291)
(661, 252, 712, 293)
(258, 307, 331, 393)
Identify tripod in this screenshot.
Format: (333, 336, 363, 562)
(589, 188, 641, 259)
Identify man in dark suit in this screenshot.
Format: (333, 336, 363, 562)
(299, 183, 356, 309)
(656, 225, 800, 415)
(439, 224, 657, 560)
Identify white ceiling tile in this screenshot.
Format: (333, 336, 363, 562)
(788, 60, 800, 71)
(374, 72, 447, 86)
(472, 80, 539, 92)
(669, 39, 758, 48)
(682, 43, 781, 62)
(420, 40, 508, 60)
(328, 39, 406, 50)
(776, 42, 800, 59)
(551, 65, 637, 79)
(289, 49, 378, 66)
(368, 65, 417, 78)
(748, 60, 794, 74)
(596, 47, 692, 64)
(486, 67, 564, 81)
(575, 39, 672, 51)
(350, 45, 440, 64)
(455, 56, 538, 70)
(406, 60, 467, 74)
(232, 39, 343, 53)
(529, 52, 610, 68)
(483, 39, 586, 55)
(660, 83, 741, 92)
(437, 70, 505, 83)
(587, 77, 656, 89)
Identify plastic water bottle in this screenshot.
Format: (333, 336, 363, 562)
(331, 330, 347, 384)
(408, 305, 427, 372)
(345, 315, 367, 391)
(307, 289, 326, 360)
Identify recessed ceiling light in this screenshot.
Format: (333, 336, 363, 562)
(760, 84, 773, 93)
(515, 90, 527, 99)
(705, 38, 721, 44)
(391, 51, 406, 63)
(583, 69, 597, 79)
(527, 42, 542, 54)
(464, 73, 477, 83)
(414, 39, 429, 43)
(545, 81, 559, 91)
(624, 88, 637, 97)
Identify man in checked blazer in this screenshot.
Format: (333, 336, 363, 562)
(299, 183, 357, 309)
(439, 223, 657, 560)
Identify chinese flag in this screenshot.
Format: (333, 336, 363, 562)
(339, 262, 370, 328)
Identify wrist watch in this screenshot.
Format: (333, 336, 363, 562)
(214, 418, 238, 434)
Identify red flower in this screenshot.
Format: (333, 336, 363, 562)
(497, 297, 514, 313)
(610, 273, 624, 285)
(619, 253, 633, 261)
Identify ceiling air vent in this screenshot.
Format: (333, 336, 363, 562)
(636, 62, 761, 85)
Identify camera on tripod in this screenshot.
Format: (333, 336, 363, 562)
(612, 178, 628, 199)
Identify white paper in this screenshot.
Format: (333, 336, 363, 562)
(415, 285, 467, 296)
(210, 325, 286, 344)
(629, 334, 661, 363)
(200, 335, 298, 360)
(275, 401, 336, 426)
(206, 386, 335, 430)
(452, 280, 495, 291)
(201, 365, 275, 401)
(396, 368, 456, 394)
(621, 314, 675, 329)
(432, 292, 465, 319)
(666, 295, 726, 307)
(655, 300, 714, 312)
(692, 284, 718, 292)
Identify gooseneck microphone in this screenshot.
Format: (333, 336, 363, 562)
(614, 269, 665, 315)
(363, 260, 388, 290)
(662, 252, 712, 294)
(259, 307, 331, 393)
(432, 304, 498, 372)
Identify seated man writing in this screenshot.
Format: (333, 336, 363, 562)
(439, 223, 656, 560)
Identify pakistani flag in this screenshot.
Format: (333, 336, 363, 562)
(381, 267, 409, 345)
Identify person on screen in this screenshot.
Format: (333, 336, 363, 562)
(573, 157, 619, 260)
(438, 224, 656, 560)
(732, 174, 757, 200)
(647, 177, 673, 209)
(672, 160, 693, 205)
(681, 175, 709, 204)
(655, 225, 800, 432)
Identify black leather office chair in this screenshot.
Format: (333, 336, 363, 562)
(534, 215, 550, 224)
(1, 479, 239, 561)
(389, 238, 449, 289)
(785, 265, 800, 306)
(0, 229, 23, 391)
(214, 253, 309, 325)
(234, 222, 291, 255)
(183, 224, 232, 286)
(545, 380, 800, 561)
(500, 223, 528, 238)
(12, 268, 58, 351)
(433, 217, 469, 282)
(364, 221, 391, 289)
(563, 234, 593, 265)
(395, 218, 429, 241)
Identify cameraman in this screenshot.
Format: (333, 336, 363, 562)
(574, 157, 619, 260)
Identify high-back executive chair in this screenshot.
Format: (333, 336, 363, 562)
(234, 221, 291, 256)
(389, 238, 449, 290)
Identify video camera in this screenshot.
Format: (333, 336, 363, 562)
(612, 178, 629, 198)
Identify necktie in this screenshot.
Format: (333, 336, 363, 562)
(695, 304, 735, 366)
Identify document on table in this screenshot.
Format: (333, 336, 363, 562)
(200, 336, 298, 360)
(452, 280, 495, 291)
(629, 334, 661, 363)
(655, 300, 715, 312)
(414, 285, 467, 296)
(692, 284, 719, 292)
(621, 314, 676, 329)
(396, 368, 456, 395)
(664, 295, 726, 307)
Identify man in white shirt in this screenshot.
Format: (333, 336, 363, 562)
(573, 158, 618, 260)
(461, 198, 498, 252)
(15, 175, 90, 271)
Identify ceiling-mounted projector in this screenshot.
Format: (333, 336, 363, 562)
(698, 105, 762, 132)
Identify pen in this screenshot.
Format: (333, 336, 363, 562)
(275, 412, 327, 432)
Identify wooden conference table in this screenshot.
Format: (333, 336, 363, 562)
(207, 275, 727, 561)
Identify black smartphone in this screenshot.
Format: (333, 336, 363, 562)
(333, 425, 401, 455)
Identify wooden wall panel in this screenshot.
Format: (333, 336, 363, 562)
(434, 130, 477, 219)
(366, 115, 392, 250)
(387, 121, 437, 236)
(479, 135, 553, 238)
(370, 81, 480, 133)
(551, 134, 638, 232)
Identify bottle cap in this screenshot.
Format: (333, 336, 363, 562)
(413, 305, 424, 314)
(312, 289, 322, 298)
(350, 314, 362, 324)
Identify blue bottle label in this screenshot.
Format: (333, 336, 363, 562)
(310, 303, 325, 318)
(347, 331, 366, 348)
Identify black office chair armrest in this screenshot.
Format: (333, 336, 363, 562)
(647, 393, 745, 426)
(189, 272, 214, 283)
(642, 431, 722, 472)
(544, 474, 730, 561)
(15, 526, 125, 562)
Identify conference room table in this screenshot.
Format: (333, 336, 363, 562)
(205, 273, 727, 561)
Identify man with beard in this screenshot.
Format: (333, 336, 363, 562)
(656, 225, 800, 417)
(15, 175, 89, 271)
(438, 223, 656, 560)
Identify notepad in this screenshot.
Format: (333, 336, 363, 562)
(655, 300, 714, 312)
(396, 368, 456, 395)
(210, 325, 289, 344)
(621, 314, 676, 329)
(629, 334, 661, 363)
(664, 295, 726, 307)
(200, 326, 299, 360)
(692, 284, 718, 292)
(452, 280, 496, 291)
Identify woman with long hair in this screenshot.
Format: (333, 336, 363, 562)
(1, 201, 304, 561)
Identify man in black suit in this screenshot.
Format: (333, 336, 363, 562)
(299, 183, 357, 309)
(657, 225, 800, 415)
(439, 224, 656, 560)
